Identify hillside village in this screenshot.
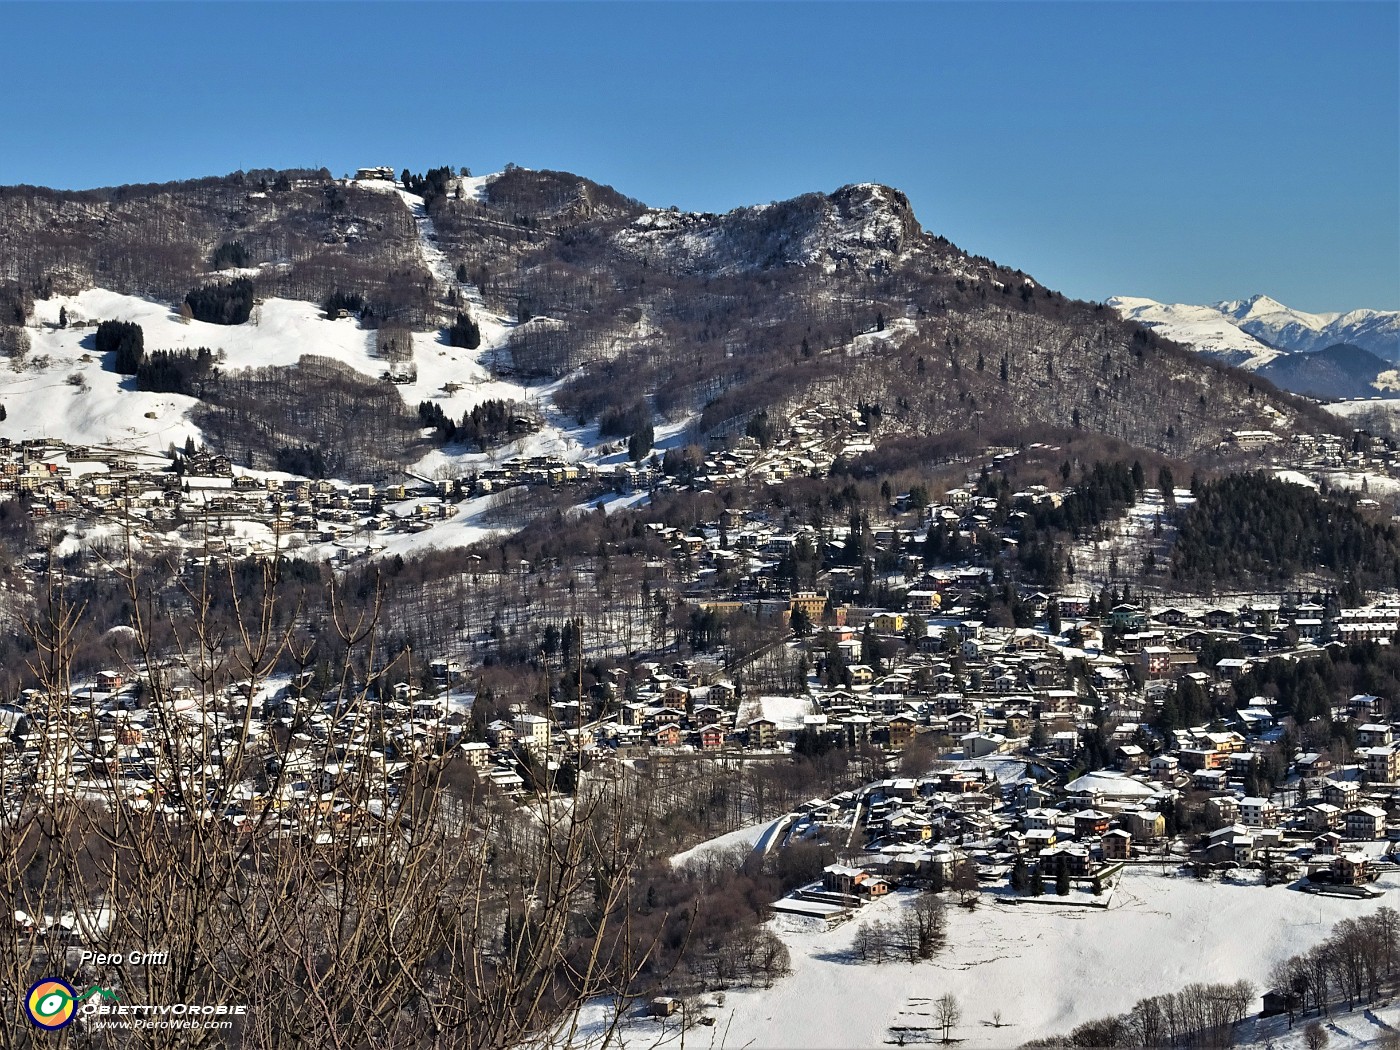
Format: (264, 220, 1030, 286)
(1, 173, 1398, 1048)
(16, 421, 1400, 935)
(1, 0, 1395, 1038)
(5, 372, 1398, 565)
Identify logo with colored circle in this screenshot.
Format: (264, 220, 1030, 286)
(26, 978, 77, 1029)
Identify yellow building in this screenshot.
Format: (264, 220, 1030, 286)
(887, 714, 919, 750)
(872, 612, 905, 633)
(790, 591, 828, 620)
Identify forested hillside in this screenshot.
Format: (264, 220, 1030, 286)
(0, 164, 1344, 463)
(0, 169, 435, 326)
(1171, 473, 1400, 591)
(420, 171, 1338, 457)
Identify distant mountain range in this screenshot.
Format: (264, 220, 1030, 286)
(1108, 294, 1400, 399)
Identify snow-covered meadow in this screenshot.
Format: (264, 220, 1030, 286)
(567, 866, 1400, 1049)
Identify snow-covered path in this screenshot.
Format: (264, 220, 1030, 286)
(395, 185, 495, 318)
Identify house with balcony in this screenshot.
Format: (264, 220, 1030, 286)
(1240, 797, 1279, 828)
(1344, 806, 1387, 841)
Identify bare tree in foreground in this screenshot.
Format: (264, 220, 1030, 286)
(0, 546, 664, 1049)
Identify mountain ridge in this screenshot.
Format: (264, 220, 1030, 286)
(0, 166, 1344, 474)
(1112, 292, 1400, 372)
(1256, 342, 1398, 401)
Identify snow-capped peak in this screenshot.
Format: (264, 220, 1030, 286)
(1106, 295, 1284, 368)
(1213, 293, 1340, 331)
(1115, 293, 1400, 365)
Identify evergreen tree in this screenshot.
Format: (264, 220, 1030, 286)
(447, 311, 481, 350)
(185, 277, 254, 325)
(96, 320, 145, 374)
(211, 241, 251, 270)
(861, 623, 881, 672)
(627, 421, 653, 462)
(1010, 856, 1030, 894)
(1158, 464, 1175, 506)
(1056, 867, 1071, 896)
(135, 346, 215, 394)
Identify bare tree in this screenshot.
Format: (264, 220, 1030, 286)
(0, 542, 661, 1049)
(904, 893, 946, 960)
(934, 992, 961, 1044)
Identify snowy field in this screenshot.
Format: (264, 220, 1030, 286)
(1323, 471, 1400, 500)
(669, 817, 780, 870)
(565, 866, 1400, 1050)
(736, 696, 816, 734)
(1328, 399, 1400, 420)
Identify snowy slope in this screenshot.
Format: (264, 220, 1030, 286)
(1109, 295, 1284, 368)
(1112, 294, 1400, 370)
(669, 817, 779, 869)
(0, 177, 624, 474)
(566, 866, 1400, 1050)
(4, 290, 384, 450)
(0, 286, 646, 521)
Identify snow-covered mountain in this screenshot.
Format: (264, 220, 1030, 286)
(1107, 296, 1284, 369)
(1216, 293, 1400, 359)
(1110, 293, 1400, 366)
(0, 166, 1334, 469)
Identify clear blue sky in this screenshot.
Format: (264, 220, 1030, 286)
(3, 1, 1396, 311)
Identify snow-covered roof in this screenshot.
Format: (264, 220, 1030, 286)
(1063, 771, 1156, 799)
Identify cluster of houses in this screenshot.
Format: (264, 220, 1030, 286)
(0, 437, 471, 550)
(1, 661, 480, 838)
(480, 660, 739, 759)
(0, 434, 684, 563)
(684, 405, 880, 488)
(1288, 427, 1398, 476)
(466, 556, 1400, 903)
(761, 736, 1397, 921)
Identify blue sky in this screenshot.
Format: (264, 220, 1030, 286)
(2, 1, 1396, 311)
